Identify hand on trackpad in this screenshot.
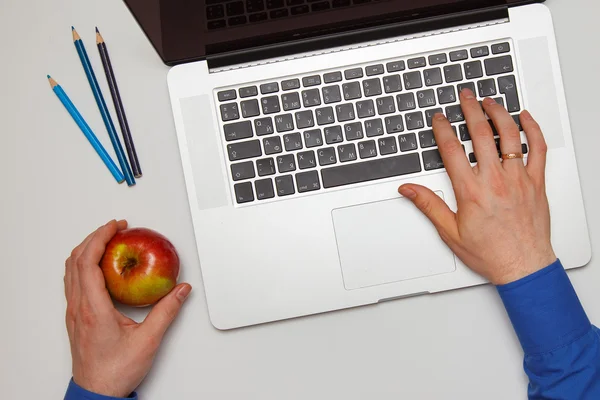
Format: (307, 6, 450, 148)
(332, 193, 456, 290)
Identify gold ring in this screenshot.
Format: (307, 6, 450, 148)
(501, 153, 524, 160)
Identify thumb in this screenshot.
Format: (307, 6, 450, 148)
(142, 283, 192, 339)
(398, 184, 458, 242)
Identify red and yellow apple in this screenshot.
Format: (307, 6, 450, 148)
(100, 228, 180, 306)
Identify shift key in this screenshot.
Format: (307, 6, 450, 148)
(227, 139, 262, 161)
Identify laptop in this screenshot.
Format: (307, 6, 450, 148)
(125, 0, 591, 329)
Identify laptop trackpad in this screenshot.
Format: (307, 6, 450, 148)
(332, 194, 456, 290)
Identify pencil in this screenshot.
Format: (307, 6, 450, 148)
(96, 27, 142, 178)
(48, 75, 125, 184)
(72, 27, 135, 186)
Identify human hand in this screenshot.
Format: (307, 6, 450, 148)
(399, 89, 556, 285)
(64, 220, 192, 397)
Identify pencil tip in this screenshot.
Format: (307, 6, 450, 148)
(95, 27, 99, 33)
(47, 74, 51, 79)
(71, 26, 75, 30)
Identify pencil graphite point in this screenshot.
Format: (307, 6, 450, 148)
(47, 75, 58, 88)
(95, 27, 99, 33)
(72, 27, 80, 41)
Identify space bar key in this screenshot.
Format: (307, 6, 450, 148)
(321, 153, 422, 189)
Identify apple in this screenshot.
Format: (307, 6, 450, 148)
(100, 228, 180, 307)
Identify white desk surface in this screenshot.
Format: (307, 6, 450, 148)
(1, 0, 598, 398)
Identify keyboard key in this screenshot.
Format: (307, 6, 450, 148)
(494, 97, 505, 108)
(218, 89, 236, 101)
(249, 12, 268, 22)
(274, 114, 294, 132)
(303, 75, 321, 87)
(344, 68, 363, 80)
(281, 92, 301, 111)
(457, 82, 476, 96)
(234, 182, 254, 203)
(464, 61, 483, 80)
(256, 158, 276, 176)
(386, 60, 406, 72)
(344, 122, 364, 141)
(336, 103, 355, 122)
(311, 1, 330, 11)
(275, 175, 295, 196)
(522, 143, 528, 154)
(468, 152, 477, 163)
(224, 120, 253, 141)
(207, 5, 225, 20)
(491, 42, 510, 55)
(419, 130, 437, 149)
(399, 132, 418, 152)
(281, 79, 300, 91)
(227, 15, 247, 25)
(226, 1, 245, 15)
(397, 92, 416, 111)
(425, 108, 443, 127)
(263, 136, 283, 154)
(383, 75, 402, 93)
(437, 86, 457, 104)
(403, 71, 423, 90)
(338, 143, 357, 162)
(304, 129, 323, 147)
(385, 115, 404, 134)
(318, 147, 337, 165)
(445, 104, 464, 123)
(260, 82, 279, 94)
(295, 110, 315, 129)
(239, 86, 258, 98)
(405, 111, 425, 131)
(261, 96, 280, 114)
(270, 8, 288, 18)
(444, 65, 463, 83)
(291, 4, 309, 14)
(321, 153, 421, 188)
(284, 132, 303, 151)
(378, 137, 397, 155)
(220, 103, 239, 121)
(449, 49, 468, 62)
(363, 78, 382, 97)
(356, 100, 376, 119)
(470, 46, 489, 58)
(428, 53, 447, 65)
(423, 149, 444, 170)
(408, 57, 426, 69)
(227, 140, 262, 161)
(322, 85, 342, 104)
(324, 125, 344, 144)
(366, 64, 385, 76)
(424, 68, 443, 86)
(296, 170, 320, 192)
(365, 118, 384, 137)
(342, 82, 361, 100)
(459, 124, 470, 141)
(316, 106, 335, 125)
(277, 154, 296, 173)
(254, 117, 274, 136)
(302, 89, 321, 107)
(231, 161, 255, 181)
(358, 140, 377, 159)
(498, 75, 520, 112)
(512, 114, 522, 131)
(376, 96, 395, 115)
(266, 0, 284, 8)
(297, 150, 317, 169)
(207, 20, 226, 30)
(247, 0, 265, 12)
(241, 99, 260, 118)
(417, 89, 436, 108)
(255, 178, 275, 200)
(323, 71, 343, 83)
(485, 55, 514, 76)
(477, 78, 497, 97)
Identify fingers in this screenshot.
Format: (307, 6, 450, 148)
(460, 89, 501, 168)
(521, 110, 548, 187)
(398, 184, 459, 244)
(142, 284, 192, 340)
(482, 98, 524, 172)
(431, 113, 473, 184)
(80, 220, 120, 265)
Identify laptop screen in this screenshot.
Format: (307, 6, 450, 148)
(124, 0, 522, 65)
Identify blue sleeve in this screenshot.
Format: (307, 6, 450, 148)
(64, 379, 138, 400)
(497, 259, 600, 399)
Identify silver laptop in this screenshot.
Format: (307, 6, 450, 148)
(126, 0, 591, 329)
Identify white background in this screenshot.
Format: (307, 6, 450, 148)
(0, 0, 597, 398)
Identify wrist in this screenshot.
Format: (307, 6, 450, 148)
(73, 376, 128, 398)
(491, 249, 557, 285)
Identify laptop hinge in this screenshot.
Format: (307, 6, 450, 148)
(207, 6, 508, 70)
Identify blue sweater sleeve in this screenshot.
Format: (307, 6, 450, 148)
(64, 379, 138, 400)
(497, 259, 600, 399)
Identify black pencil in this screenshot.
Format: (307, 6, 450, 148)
(96, 27, 142, 178)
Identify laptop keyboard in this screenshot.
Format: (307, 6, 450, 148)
(215, 40, 527, 205)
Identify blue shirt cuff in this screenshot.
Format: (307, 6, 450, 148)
(497, 259, 591, 355)
(65, 379, 138, 400)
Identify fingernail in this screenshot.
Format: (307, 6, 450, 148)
(521, 110, 533, 120)
(399, 186, 417, 199)
(434, 113, 446, 121)
(176, 284, 192, 301)
(484, 97, 496, 105)
(461, 88, 475, 99)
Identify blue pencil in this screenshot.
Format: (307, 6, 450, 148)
(48, 75, 125, 183)
(72, 27, 135, 187)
